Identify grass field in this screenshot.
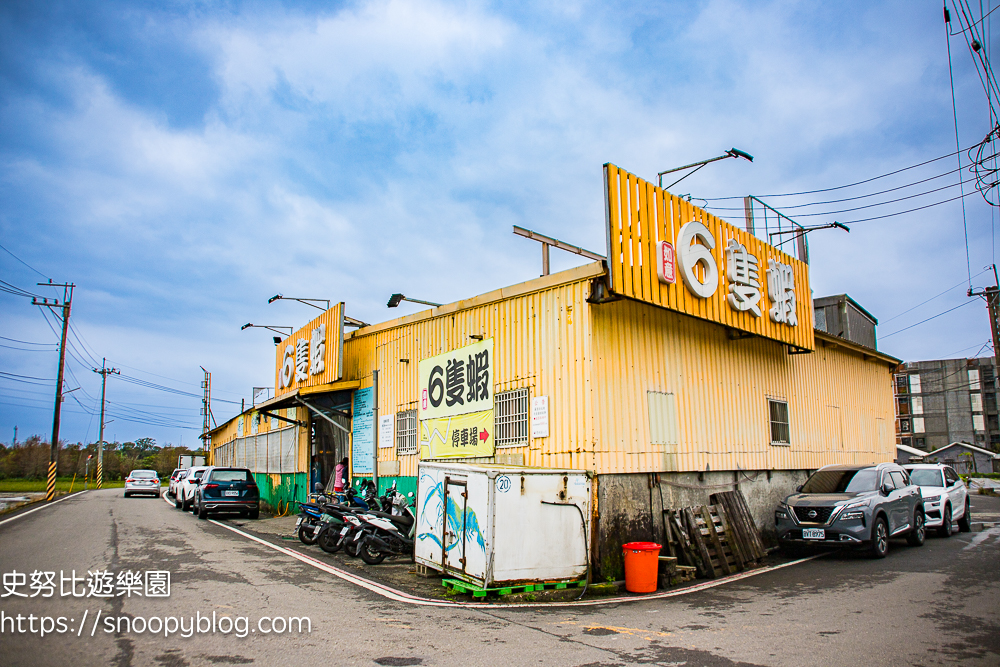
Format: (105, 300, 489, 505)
(0, 478, 164, 493)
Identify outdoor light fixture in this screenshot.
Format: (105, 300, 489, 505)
(268, 294, 331, 311)
(657, 147, 754, 190)
(272, 336, 282, 345)
(767, 221, 850, 247)
(241, 323, 293, 336)
(387, 293, 442, 308)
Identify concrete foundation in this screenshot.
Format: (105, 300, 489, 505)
(593, 469, 810, 581)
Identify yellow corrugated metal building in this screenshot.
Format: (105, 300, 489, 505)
(210, 164, 899, 578)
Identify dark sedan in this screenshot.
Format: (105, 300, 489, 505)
(192, 467, 259, 520)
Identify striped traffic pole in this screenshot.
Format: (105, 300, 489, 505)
(97, 461, 103, 490)
(46, 460, 57, 501)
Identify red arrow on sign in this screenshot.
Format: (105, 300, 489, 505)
(479, 429, 490, 442)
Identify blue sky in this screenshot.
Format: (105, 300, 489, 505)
(2, 0, 998, 447)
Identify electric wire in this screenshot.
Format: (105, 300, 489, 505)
(882, 268, 992, 323)
(702, 148, 965, 200)
(947, 2, 976, 286)
(703, 163, 967, 211)
(0, 243, 49, 281)
(0, 335, 57, 346)
(882, 299, 979, 338)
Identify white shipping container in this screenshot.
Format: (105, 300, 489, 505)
(415, 462, 592, 589)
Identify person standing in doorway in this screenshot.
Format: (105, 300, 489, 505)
(334, 457, 348, 493)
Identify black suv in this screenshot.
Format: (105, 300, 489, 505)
(775, 463, 925, 558)
(192, 467, 260, 520)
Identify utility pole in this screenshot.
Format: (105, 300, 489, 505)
(32, 282, 73, 502)
(93, 358, 120, 490)
(199, 367, 213, 447)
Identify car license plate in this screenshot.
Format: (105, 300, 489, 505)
(224, 490, 239, 497)
(802, 528, 825, 540)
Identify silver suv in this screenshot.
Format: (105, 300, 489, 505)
(775, 463, 926, 558)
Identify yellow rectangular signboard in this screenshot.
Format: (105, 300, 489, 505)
(604, 164, 814, 350)
(418, 338, 495, 458)
(274, 302, 345, 397)
(420, 409, 495, 459)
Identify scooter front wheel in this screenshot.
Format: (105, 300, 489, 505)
(298, 522, 320, 545)
(317, 526, 342, 554)
(359, 537, 387, 565)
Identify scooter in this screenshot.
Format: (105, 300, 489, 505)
(355, 488, 416, 565)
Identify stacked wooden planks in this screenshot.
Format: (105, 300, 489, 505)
(661, 490, 766, 580)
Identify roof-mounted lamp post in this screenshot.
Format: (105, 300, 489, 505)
(387, 294, 442, 308)
(241, 323, 293, 345)
(657, 148, 754, 190)
(268, 294, 331, 311)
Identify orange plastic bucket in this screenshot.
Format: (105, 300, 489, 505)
(622, 542, 661, 593)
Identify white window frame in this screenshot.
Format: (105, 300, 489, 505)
(768, 399, 790, 445)
(395, 409, 418, 456)
(973, 414, 986, 432)
(912, 417, 925, 434)
(909, 374, 921, 393)
(496, 388, 530, 448)
(911, 396, 923, 415)
(971, 392, 983, 413)
(969, 369, 981, 391)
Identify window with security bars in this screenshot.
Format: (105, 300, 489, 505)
(495, 388, 530, 448)
(396, 409, 418, 455)
(768, 399, 790, 445)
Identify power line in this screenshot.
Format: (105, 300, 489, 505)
(0, 335, 57, 346)
(0, 243, 49, 281)
(946, 2, 975, 287)
(882, 299, 979, 338)
(882, 268, 992, 323)
(703, 148, 964, 200)
(704, 163, 967, 211)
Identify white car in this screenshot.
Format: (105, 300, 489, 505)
(167, 468, 185, 497)
(904, 463, 971, 536)
(124, 469, 161, 498)
(174, 465, 209, 511)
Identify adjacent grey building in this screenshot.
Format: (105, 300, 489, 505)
(893, 356, 999, 453)
(922, 442, 1000, 474)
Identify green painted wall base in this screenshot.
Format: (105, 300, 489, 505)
(254, 472, 307, 512)
(351, 476, 417, 498)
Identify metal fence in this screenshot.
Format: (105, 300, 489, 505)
(212, 426, 298, 473)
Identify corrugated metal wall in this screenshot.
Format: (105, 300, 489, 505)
(342, 264, 602, 477)
(589, 298, 895, 473)
(337, 264, 895, 477)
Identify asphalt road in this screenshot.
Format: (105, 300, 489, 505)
(1, 490, 998, 667)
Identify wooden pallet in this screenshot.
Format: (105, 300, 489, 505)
(661, 490, 766, 580)
(710, 490, 767, 562)
(442, 578, 586, 598)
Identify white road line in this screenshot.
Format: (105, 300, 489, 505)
(0, 490, 86, 529)
(208, 519, 826, 609)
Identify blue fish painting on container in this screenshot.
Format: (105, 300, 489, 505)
(417, 473, 486, 555)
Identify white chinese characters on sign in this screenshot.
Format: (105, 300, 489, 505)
(310, 323, 326, 375)
(676, 222, 718, 299)
(767, 259, 798, 326)
(280, 324, 328, 389)
(724, 238, 762, 317)
(295, 338, 309, 382)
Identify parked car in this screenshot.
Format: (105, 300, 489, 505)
(175, 465, 209, 511)
(776, 463, 925, 558)
(191, 467, 259, 520)
(167, 468, 185, 498)
(903, 463, 971, 536)
(124, 469, 161, 498)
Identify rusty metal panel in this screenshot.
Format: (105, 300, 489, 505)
(604, 164, 814, 350)
(589, 298, 895, 474)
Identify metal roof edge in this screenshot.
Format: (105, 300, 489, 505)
(346, 261, 606, 340)
(926, 441, 1000, 459)
(814, 329, 900, 366)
